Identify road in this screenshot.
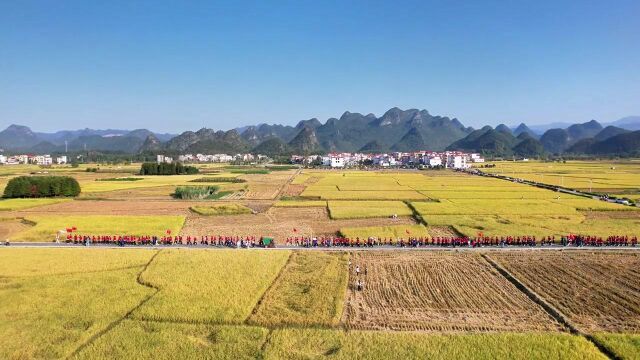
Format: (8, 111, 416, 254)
(3, 242, 639, 252)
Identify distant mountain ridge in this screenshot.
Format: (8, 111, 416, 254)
(0, 126, 177, 153)
(1, 111, 639, 157)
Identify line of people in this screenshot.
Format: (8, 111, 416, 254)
(58, 233, 639, 248)
(60, 234, 271, 248)
(285, 234, 639, 247)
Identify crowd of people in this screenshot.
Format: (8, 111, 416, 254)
(56, 233, 639, 248)
(285, 234, 639, 248)
(58, 234, 271, 248)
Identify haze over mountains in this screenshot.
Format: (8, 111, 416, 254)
(1, 108, 639, 157)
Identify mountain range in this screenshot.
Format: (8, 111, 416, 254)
(1, 109, 639, 157)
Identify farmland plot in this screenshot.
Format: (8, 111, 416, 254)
(327, 201, 413, 219)
(490, 252, 640, 332)
(0, 248, 156, 360)
(343, 252, 561, 332)
(132, 249, 290, 324)
(249, 251, 349, 327)
(264, 328, 606, 360)
(74, 320, 268, 360)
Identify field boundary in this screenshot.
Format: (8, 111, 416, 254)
(481, 254, 622, 360)
(66, 249, 163, 359)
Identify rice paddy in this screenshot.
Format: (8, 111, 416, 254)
(10, 215, 185, 242)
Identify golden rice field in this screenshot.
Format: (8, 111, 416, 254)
(11, 215, 185, 242)
(1, 248, 639, 360)
(131, 249, 290, 324)
(478, 160, 640, 193)
(0, 198, 72, 211)
(248, 251, 349, 327)
(327, 200, 413, 219)
(272, 200, 327, 207)
(264, 329, 606, 360)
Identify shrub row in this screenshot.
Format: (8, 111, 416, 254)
(3, 176, 81, 198)
(139, 162, 199, 175)
(189, 177, 246, 183)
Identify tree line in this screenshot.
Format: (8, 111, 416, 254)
(3, 176, 81, 198)
(139, 162, 199, 175)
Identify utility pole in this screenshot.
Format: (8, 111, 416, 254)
(65, 140, 68, 153)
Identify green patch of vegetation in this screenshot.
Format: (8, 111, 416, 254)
(3, 176, 81, 198)
(173, 186, 221, 200)
(189, 177, 246, 183)
(140, 162, 199, 175)
(190, 204, 252, 216)
(266, 165, 298, 171)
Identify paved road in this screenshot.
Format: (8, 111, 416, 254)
(3, 242, 639, 252)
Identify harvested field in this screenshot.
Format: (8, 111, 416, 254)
(343, 252, 561, 332)
(0, 218, 32, 240)
(180, 207, 416, 240)
(428, 225, 462, 237)
(280, 184, 306, 197)
(14, 199, 198, 216)
(489, 251, 640, 333)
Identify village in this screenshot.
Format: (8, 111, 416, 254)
(290, 151, 484, 169)
(161, 151, 485, 169)
(0, 154, 68, 165)
(0, 151, 484, 170)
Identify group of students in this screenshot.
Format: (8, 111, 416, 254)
(285, 234, 639, 248)
(59, 233, 639, 248)
(60, 234, 269, 248)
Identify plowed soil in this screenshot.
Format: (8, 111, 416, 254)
(489, 251, 640, 332)
(342, 252, 562, 332)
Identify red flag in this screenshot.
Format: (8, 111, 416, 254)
(66, 228, 72, 233)
(72, 226, 77, 231)
(293, 228, 298, 233)
(166, 229, 171, 235)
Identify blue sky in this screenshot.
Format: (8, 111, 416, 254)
(1, 0, 639, 132)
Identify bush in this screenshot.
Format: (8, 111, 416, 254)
(173, 186, 220, 200)
(3, 176, 81, 198)
(139, 162, 199, 175)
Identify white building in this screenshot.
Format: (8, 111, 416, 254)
(56, 156, 68, 165)
(470, 153, 485, 163)
(0, 155, 6, 164)
(330, 156, 345, 168)
(425, 156, 442, 167)
(156, 155, 173, 164)
(447, 155, 468, 169)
